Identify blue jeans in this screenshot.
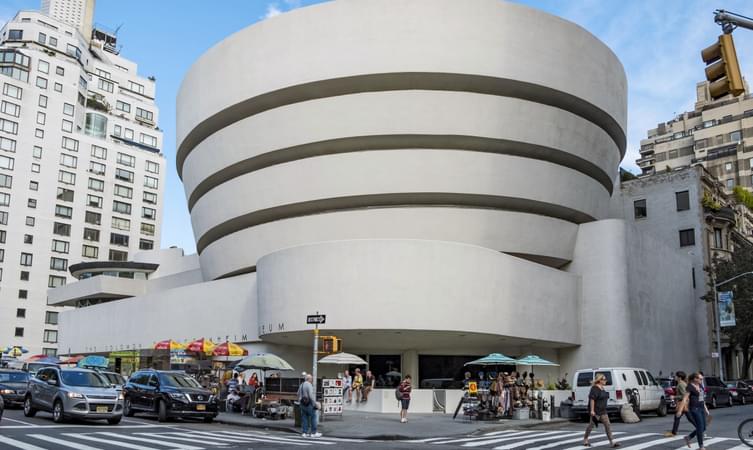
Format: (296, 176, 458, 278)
(301, 403, 317, 434)
(687, 407, 705, 448)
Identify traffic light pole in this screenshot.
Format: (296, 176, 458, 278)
(312, 322, 319, 394)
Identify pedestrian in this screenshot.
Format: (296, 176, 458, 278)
(665, 371, 693, 437)
(352, 368, 363, 402)
(398, 374, 412, 423)
(342, 370, 353, 404)
(683, 372, 709, 449)
(362, 370, 375, 402)
(583, 374, 620, 448)
(298, 374, 322, 438)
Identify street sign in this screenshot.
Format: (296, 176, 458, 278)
(307, 314, 326, 324)
(711, 352, 720, 358)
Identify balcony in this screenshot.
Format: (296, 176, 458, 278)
(705, 206, 736, 225)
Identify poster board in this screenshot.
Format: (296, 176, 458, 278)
(322, 378, 343, 415)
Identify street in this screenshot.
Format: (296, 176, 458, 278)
(1, 405, 752, 449)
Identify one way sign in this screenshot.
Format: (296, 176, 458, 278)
(307, 314, 326, 325)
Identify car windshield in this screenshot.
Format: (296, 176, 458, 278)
(0, 372, 28, 382)
(60, 370, 110, 387)
(160, 373, 201, 388)
(103, 373, 125, 385)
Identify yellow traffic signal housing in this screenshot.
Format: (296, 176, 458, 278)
(702, 34, 745, 100)
(321, 336, 342, 354)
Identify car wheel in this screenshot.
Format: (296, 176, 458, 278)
(157, 400, 168, 423)
(107, 416, 122, 425)
(123, 397, 134, 417)
(203, 416, 214, 423)
(657, 398, 668, 417)
(711, 395, 718, 409)
(23, 396, 37, 417)
(52, 400, 65, 423)
(728, 395, 734, 407)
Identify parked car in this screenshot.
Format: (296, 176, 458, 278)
(0, 369, 29, 407)
(23, 367, 123, 424)
(99, 371, 126, 391)
(571, 368, 668, 418)
(0, 392, 4, 422)
(123, 369, 218, 423)
(703, 376, 733, 408)
(727, 380, 753, 405)
(6, 360, 59, 377)
(658, 377, 677, 411)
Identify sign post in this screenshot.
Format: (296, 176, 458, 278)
(307, 314, 326, 397)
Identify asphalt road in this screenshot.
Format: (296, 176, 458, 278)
(0, 403, 752, 449)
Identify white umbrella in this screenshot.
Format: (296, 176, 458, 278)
(317, 352, 367, 365)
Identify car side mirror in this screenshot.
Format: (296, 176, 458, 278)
(47, 379, 58, 386)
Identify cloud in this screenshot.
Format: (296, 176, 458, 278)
(262, 0, 306, 20)
(262, 3, 283, 19)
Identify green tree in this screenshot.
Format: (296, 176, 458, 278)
(709, 244, 753, 376)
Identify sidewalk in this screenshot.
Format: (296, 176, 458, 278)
(215, 410, 571, 440)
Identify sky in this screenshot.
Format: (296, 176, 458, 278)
(1, 0, 753, 254)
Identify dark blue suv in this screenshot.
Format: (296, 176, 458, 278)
(122, 370, 218, 422)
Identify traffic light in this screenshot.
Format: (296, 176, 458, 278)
(702, 34, 745, 100)
(321, 336, 342, 354)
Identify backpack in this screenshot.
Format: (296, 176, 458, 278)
(395, 386, 402, 401)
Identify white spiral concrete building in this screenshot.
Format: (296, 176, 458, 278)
(57, 0, 706, 386)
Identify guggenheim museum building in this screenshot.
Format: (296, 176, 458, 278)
(54, 0, 706, 383)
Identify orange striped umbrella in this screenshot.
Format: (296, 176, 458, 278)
(185, 338, 215, 354)
(153, 340, 185, 351)
(212, 342, 248, 357)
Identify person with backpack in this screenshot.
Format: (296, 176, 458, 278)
(398, 375, 412, 423)
(297, 374, 322, 438)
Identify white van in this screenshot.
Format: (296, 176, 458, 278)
(571, 367, 668, 418)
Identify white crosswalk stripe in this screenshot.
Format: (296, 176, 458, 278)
(432, 430, 539, 445)
(184, 430, 327, 445)
(526, 432, 626, 450)
(0, 435, 47, 450)
(463, 431, 577, 448)
(62, 433, 159, 450)
(491, 431, 586, 449)
(672, 437, 732, 449)
(26, 434, 102, 450)
(94, 432, 206, 449)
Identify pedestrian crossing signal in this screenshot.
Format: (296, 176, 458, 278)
(321, 336, 342, 354)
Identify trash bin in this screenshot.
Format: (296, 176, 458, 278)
(559, 400, 573, 419)
(293, 403, 301, 427)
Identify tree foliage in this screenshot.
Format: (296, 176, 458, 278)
(710, 244, 753, 376)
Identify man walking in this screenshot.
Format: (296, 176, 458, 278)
(298, 374, 322, 438)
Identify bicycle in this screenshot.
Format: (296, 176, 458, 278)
(739, 417, 753, 447)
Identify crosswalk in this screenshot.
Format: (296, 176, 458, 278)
(0, 429, 365, 449)
(407, 429, 750, 450)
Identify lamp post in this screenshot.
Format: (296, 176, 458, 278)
(712, 270, 753, 380)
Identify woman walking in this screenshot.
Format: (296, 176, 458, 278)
(683, 372, 709, 449)
(398, 375, 412, 423)
(666, 371, 692, 437)
(583, 374, 620, 447)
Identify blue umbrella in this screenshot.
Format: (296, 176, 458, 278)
(464, 353, 517, 366)
(2, 346, 29, 357)
(77, 355, 109, 369)
(514, 355, 559, 367)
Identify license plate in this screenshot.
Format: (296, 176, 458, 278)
(196, 404, 206, 411)
(96, 406, 108, 413)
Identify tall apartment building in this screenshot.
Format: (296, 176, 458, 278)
(40, 0, 95, 40)
(0, 4, 164, 356)
(637, 80, 753, 191)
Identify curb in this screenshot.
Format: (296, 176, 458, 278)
(213, 416, 576, 441)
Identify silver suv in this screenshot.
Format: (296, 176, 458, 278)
(24, 367, 123, 424)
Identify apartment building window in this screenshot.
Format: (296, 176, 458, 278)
(140, 134, 158, 148)
(110, 233, 129, 247)
(3, 83, 22, 99)
(25, 216, 34, 226)
(82, 245, 98, 258)
(58, 170, 76, 184)
(143, 192, 157, 204)
(85, 211, 101, 225)
(128, 81, 145, 94)
(0, 119, 18, 135)
(36, 77, 47, 90)
(679, 229, 695, 247)
(63, 103, 74, 116)
(0, 192, 10, 206)
(59, 154, 77, 168)
(115, 100, 130, 113)
(14, 328, 23, 337)
(8, 30, 23, 40)
(50, 257, 67, 271)
(61, 137, 79, 152)
(27, 198, 36, 208)
(714, 228, 724, 249)
(34, 129, 43, 139)
(109, 249, 128, 261)
(88, 178, 104, 191)
(38, 94, 47, 108)
(1, 100, 20, 117)
(726, 162, 734, 172)
(78, 76, 87, 90)
(145, 161, 160, 174)
(87, 194, 102, 208)
(139, 239, 154, 250)
(36, 111, 46, 125)
(727, 179, 735, 189)
(0, 173, 11, 188)
(89, 161, 105, 175)
(18, 290, 27, 299)
(140, 223, 155, 236)
(49, 36, 57, 47)
(114, 184, 132, 199)
(51, 240, 69, 254)
(23, 234, 32, 244)
(117, 152, 135, 167)
(112, 217, 130, 231)
(53, 82, 62, 93)
(115, 169, 134, 183)
(142, 207, 156, 220)
(42, 348, 56, 357)
(0, 230, 6, 243)
(136, 108, 154, 122)
(98, 78, 114, 93)
(32, 146, 42, 158)
(731, 130, 742, 142)
(676, 191, 690, 211)
(144, 176, 158, 189)
(17, 308, 25, 318)
(83, 228, 99, 241)
(45, 311, 58, 325)
(85, 113, 107, 139)
(55, 205, 72, 218)
(66, 44, 81, 61)
(37, 31, 46, 44)
(56, 66, 64, 76)
(113, 124, 121, 137)
(43, 329, 58, 343)
(113, 200, 131, 215)
(124, 128, 134, 140)
(31, 163, 40, 173)
(0, 137, 15, 152)
(96, 68, 111, 79)
(91, 145, 107, 159)
(56, 188, 74, 202)
(20, 253, 32, 266)
(0, 211, 8, 225)
(19, 271, 28, 280)
(37, 60, 49, 74)
(53, 222, 70, 236)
